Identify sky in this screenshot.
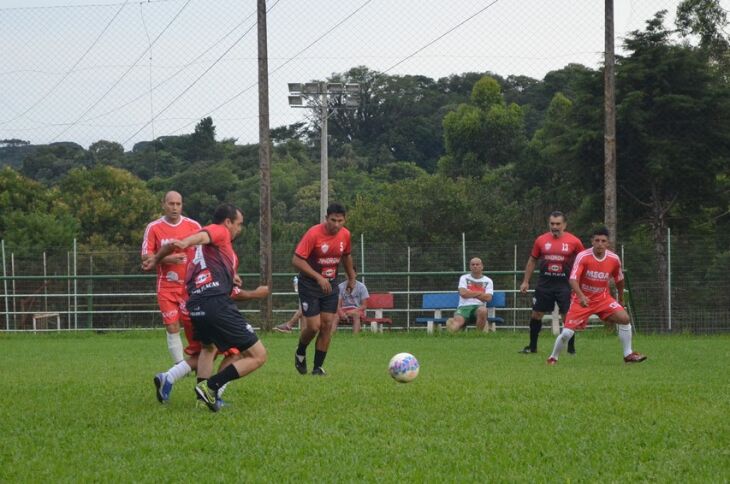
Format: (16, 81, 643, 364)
(0, 0, 716, 150)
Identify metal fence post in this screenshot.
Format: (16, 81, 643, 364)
(513, 244, 517, 330)
(667, 227, 672, 331)
(2, 240, 8, 331)
(73, 239, 78, 330)
(461, 232, 466, 272)
(11, 253, 16, 329)
(360, 232, 365, 284)
(407, 246, 411, 332)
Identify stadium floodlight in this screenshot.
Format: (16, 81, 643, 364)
(303, 82, 321, 95)
(288, 80, 361, 221)
(327, 83, 343, 94)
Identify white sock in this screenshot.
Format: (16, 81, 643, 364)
(167, 332, 184, 363)
(550, 328, 575, 359)
(618, 324, 633, 357)
(218, 383, 229, 397)
(167, 360, 192, 383)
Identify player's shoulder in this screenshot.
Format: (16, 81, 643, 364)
(575, 247, 594, 260)
(605, 249, 621, 262)
(181, 216, 202, 228)
(563, 231, 583, 243)
(144, 217, 165, 232)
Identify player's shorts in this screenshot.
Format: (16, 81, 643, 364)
(564, 296, 624, 330)
(181, 317, 201, 356)
(298, 276, 339, 317)
(532, 282, 572, 313)
(157, 288, 189, 325)
(455, 304, 484, 322)
(187, 295, 258, 354)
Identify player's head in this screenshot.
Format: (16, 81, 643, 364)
(590, 226, 610, 254)
(469, 257, 484, 276)
(548, 210, 567, 237)
(213, 203, 244, 240)
(324, 203, 347, 235)
(162, 191, 183, 223)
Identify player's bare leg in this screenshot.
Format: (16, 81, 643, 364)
(447, 315, 466, 333)
(351, 311, 362, 334)
(311, 312, 336, 375)
(475, 306, 489, 332)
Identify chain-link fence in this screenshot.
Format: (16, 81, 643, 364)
(1, 0, 682, 150)
(2, 232, 728, 333)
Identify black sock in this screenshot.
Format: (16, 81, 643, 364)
(196, 377, 205, 384)
(313, 349, 327, 369)
(296, 342, 308, 357)
(529, 318, 542, 351)
(207, 365, 240, 392)
(567, 334, 576, 352)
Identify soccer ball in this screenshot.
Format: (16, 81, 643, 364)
(388, 352, 419, 383)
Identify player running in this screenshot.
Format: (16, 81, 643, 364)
(141, 191, 201, 364)
(292, 203, 356, 376)
(547, 226, 647, 365)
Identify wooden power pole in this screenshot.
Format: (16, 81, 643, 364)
(604, 0, 617, 242)
(257, 0, 273, 327)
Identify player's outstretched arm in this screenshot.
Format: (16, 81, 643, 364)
(230, 285, 270, 301)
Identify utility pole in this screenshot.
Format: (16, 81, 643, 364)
(320, 82, 328, 221)
(257, 0, 273, 327)
(604, 0, 617, 242)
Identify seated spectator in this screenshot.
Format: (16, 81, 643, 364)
(334, 278, 369, 334)
(274, 276, 302, 333)
(447, 257, 494, 333)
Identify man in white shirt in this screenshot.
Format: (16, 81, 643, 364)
(447, 257, 494, 332)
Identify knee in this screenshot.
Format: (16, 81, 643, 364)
(476, 307, 488, 318)
(253, 345, 268, 368)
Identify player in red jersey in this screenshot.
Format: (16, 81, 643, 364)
(292, 203, 356, 376)
(547, 227, 647, 365)
(519, 211, 584, 354)
(141, 191, 201, 364)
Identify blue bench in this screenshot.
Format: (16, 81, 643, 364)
(415, 291, 506, 334)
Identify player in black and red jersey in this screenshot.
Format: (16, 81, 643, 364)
(292, 203, 356, 376)
(144, 203, 266, 412)
(519, 211, 584, 354)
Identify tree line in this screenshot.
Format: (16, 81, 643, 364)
(1, 5, 728, 304)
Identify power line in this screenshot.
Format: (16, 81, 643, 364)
(163, 0, 374, 138)
(85, 6, 258, 123)
(49, 0, 193, 142)
(383, 0, 503, 74)
(121, 1, 277, 145)
(0, 0, 130, 127)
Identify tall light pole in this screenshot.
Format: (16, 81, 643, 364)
(288, 81, 360, 221)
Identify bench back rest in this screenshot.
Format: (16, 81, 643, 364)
(367, 292, 394, 309)
(421, 291, 506, 309)
(421, 292, 460, 309)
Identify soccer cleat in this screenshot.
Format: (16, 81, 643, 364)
(519, 346, 536, 354)
(311, 367, 327, 376)
(547, 357, 558, 365)
(567, 348, 576, 355)
(216, 397, 228, 408)
(153, 372, 173, 403)
(295, 353, 307, 375)
(623, 352, 647, 363)
(194, 381, 221, 412)
(274, 323, 292, 334)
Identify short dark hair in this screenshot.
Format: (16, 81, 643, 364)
(549, 210, 566, 221)
(326, 203, 347, 216)
(212, 203, 241, 224)
(592, 226, 610, 238)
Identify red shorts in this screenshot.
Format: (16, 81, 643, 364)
(157, 289, 189, 325)
(339, 306, 365, 321)
(564, 296, 624, 330)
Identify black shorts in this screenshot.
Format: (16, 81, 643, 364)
(298, 275, 339, 317)
(532, 283, 572, 314)
(187, 295, 258, 354)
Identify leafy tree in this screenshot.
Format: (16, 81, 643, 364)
(20, 142, 90, 184)
(58, 166, 158, 246)
(89, 140, 124, 165)
(440, 76, 527, 178)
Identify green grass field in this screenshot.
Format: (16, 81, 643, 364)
(1, 330, 728, 482)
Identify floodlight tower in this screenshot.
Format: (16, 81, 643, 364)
(287, 81, 361, 221)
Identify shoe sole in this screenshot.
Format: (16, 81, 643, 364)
(625, 357, 647, 363)
(194, 385, 220, 412)
(295, 355, 307, 375)
(153, 375, 164, 403)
